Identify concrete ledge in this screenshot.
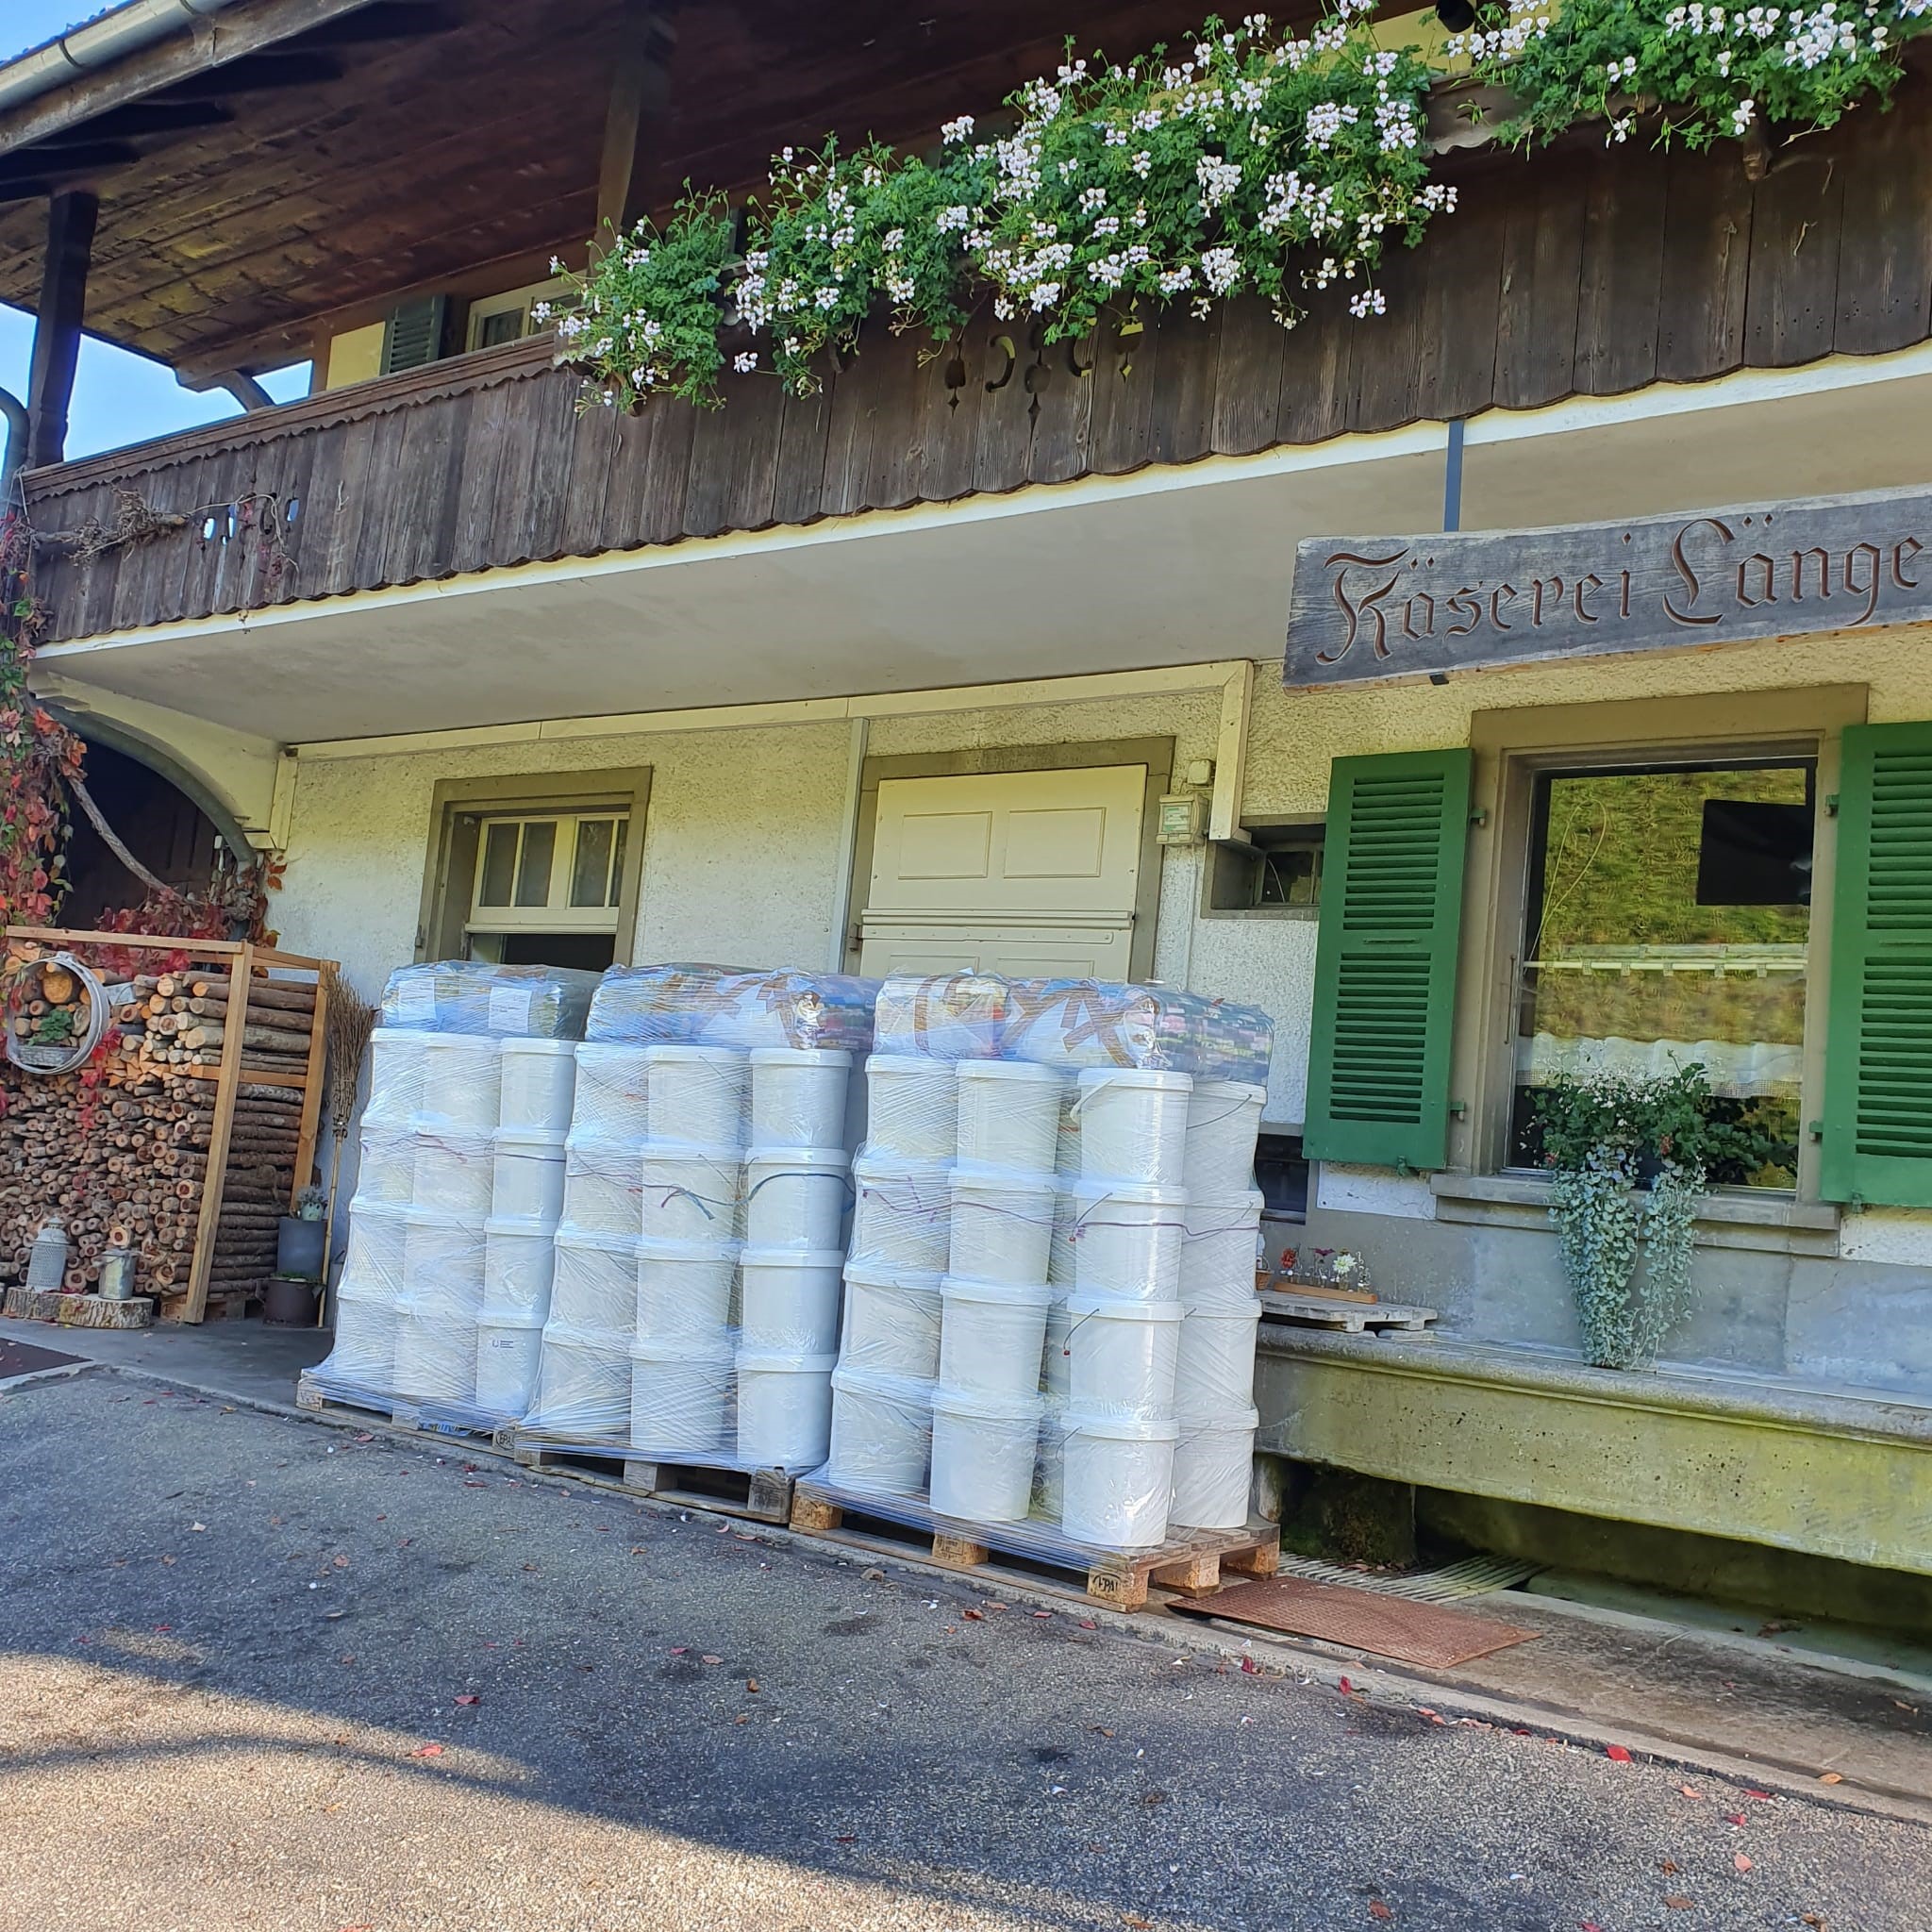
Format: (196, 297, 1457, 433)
(1256, 1330, 1932, 1578)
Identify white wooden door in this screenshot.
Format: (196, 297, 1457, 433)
(858, 766, 1147, 980)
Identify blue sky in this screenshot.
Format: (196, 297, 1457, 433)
(1, 2, 311, 460)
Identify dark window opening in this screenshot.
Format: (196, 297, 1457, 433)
(1207, 822, 1325, 911)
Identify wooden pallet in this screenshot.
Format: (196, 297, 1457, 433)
(1258, 1291, 1439, 1334)
(294, 1374, 517, 1452)
(508, 1433, 795, 1524)
(789, 1479, 1280, 1613)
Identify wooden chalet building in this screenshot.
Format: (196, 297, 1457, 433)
(4, 0, 1931, 1609)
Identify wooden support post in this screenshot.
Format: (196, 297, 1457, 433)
(25, 191, 98, 472)
(595, 0, 679, 243)
(183, 946, 253, 1323)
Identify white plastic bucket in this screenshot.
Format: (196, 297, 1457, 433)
(1075, 1067, 1192, 1188)
(393, 1297, 478, 1406)
(750, 1047, 853, 1150)
(531, 1321, 631, 1440)
(559, 1134, 642, 1239)
(401, 1206, 486, 1302)
(1181, 1191, 1265, 1307)
(850, 1156, 952, 1272)
(364, 1027, 427, 1128)
(955, 1060, 1065, 1172)
(948, 1166, 1057, 1287)
(324, 1286, 400, 1390)
(1170, 1406, 1258, 1529)
(826, 1365, 934, 1495)
(1066, 1293, 1183, 1416)
(740, 1247, 845, 1354)
(475, 1308, 546, 1415)
(743, 1147, 849, 1250)
(938, 1276, 1051, 1399)
(1184, 1079, 1267, 1199)
(1041, 1297, 1073, 1402)
(572, 1042, 651, 1143)
(839, 1263, 943, 1378)
(418, 1033, 503, 1131)
(491, 1126, 568, 1223)
(482, 1213, 558, 1320)
(1175, 1298, 1262, 1414)
(864, 1054, 958, 1159)
(737, 1350, 838, 1468)
(355, 1130, 416, 1206)
(1058, 1410, 1179, 1549)
(549, 1228, 640, 1331)
(338, 1199, 409, 1300)
(639, 1142, 743, 1241)
(498, 1036, 578, 1133)
(929, 1385, 1042, 1522)
(628, 1334, 733, 1455)
(411, 1130, 495, 1219)
(1064, 1180, 1187, 1301)
(643, 1043, 747, 1147)
(634, 1234, 739, 1342)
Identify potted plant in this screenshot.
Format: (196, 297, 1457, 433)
(1531, 1065, 1711, 1371)
(275, 1184, 329, 1284)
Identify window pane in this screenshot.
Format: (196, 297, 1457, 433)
(608, 817, 628, 908)
(1513, 763, 1813, 1189)
(514, 820, 557, 908)
(478, 308, 524, 349)
(570, 819, 616, 908)
(477, 822, 518, 907)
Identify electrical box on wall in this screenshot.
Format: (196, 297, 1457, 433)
(1157, 791, 1208, 844)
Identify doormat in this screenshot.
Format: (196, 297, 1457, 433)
(0, 1338, 84, 1383)
(1176, 1574, 1541, 1669)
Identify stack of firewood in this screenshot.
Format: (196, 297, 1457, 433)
(0, 958, 318, 1309)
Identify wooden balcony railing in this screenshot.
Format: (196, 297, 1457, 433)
(21, 94, 1932, 648)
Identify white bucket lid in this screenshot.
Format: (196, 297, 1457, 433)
(750, 1046, 854, 1069)
(421, 1031, 497, 1054)
(1065, 1178, 1189, 1208)
(867, 1053, 954, 1077)
(500, 1036, 577, 1058)
(1061, 1407, 1181, 1443)
(371, 1025, 432, 1046)
(494, 1125, 569, 1153)
(540, 1318, 632, 1352)
(1176, 1404, 1261, 1433)
(841, 1259, 943, 1296)
(641, 1043, 744, 1066)
(566, 1129, 647, 1159)
(830, 1364, 934, 1403)
(1184, 1188, 1266, 1221)
(483, 1212, 559, 1239)
(932, 1382, 1044, 1424)
(575, 1041, 649, 1065)
(941, 1274, 1052, 1310)
(741, 1245, 847, 1271)
(736, 1348, 840, 1374)
(951, 1162, 1058, 1196)
(404, 1204, 488, 1232)
(957, 1059, 1063, 1088)
(745, 1146, 851, 1174)
(412, 1126, 495, 1156)
(476, 1307, 548, 1332)
(345, 1196, 410, 1224)
(1066, 1293, 1185, 1324)
(332, 1281, 401, 1309)
(554, 1226, 641, 1257)
(1178, 1295, 1262, 1324)
(1191, 1077, 1268, 1103)
(636, 1232, 742, 1263)
(1077, 1066, 1192, 1094)
(853, 1151, 952, 1185)
(629, 1333, 734, 1364)
(641, 1140, 744, 1168)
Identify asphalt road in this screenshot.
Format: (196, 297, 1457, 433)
(2, 1370, 1927, 1932)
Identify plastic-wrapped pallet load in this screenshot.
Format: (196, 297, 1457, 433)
(816, 973, 1274, 1558)
(311, 962, 597, 1424)
(521, 963, 876, 1474)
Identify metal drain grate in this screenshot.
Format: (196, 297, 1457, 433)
(1272, 1553, 1541, 1603)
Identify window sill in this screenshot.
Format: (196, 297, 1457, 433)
(1428, 1172, 1840, 1256)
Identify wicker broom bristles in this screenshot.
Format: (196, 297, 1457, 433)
(320, 963, 377, 1141)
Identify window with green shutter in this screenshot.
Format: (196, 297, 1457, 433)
(1303, 748, 1472, 1171)
(1822, 722, 1932, 1207)
(380, 295, 450, 375)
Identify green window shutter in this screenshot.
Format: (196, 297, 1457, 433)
(380, 295, 449, 375)
(1821, 722, 1932, 1206)
(1303, 748, 1472, 1171)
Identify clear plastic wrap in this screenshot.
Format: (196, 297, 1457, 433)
(1174, 1298, 1261, 1417)
(743, 1149, 850, 1250)
(382, 961, 601, 1039)
(1064, 1294, 1182, 1417)
(741, 1249, 846, 1353)
(571, 1043, 651, 1143)
(948, 1167, 1057, 1286)
(364, 1028, 427, 1128)
(491, 1127, 568, 1222)
(498, 1037, 579, 1132)
(1003, 979, 1274, 1086)
(1054, 1179, 1188, 1302)
(588, 964, 878, 1052)
(1073, 1067, 1192, 1189)
(643, 1044, 748, 1146)
(410, 1128, 496, 1219)
(1183, 1077, 1267, 1199)
(417, 1035, 502, 1131)
(839, 1263, 942, 1377)
(559, 1134, 644, 1239)
(849, 1155, 952, 1273)
(954, 1059, 1065, 1169)
(1180, 1191, 1264, 1307)
(864, 1054, 958, 1159)
(937, 1277, 1051, 1399)
(1170, 1407, 1259, 1530)
(872, 973, 1010, 1060)
(930, 1386, 1042, 1522)
(639, 1143, 743, 1241)
(482, 1213, 558, 1319)
(749, 1047, 854, 1148)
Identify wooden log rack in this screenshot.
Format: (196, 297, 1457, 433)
(0, 927, 335, 1324)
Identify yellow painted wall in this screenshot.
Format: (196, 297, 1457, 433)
(325, 323, 387, 391)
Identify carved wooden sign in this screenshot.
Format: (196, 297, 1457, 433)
(1283, 487, 1932, 687)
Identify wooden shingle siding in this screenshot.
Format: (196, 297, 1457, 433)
(24, 92, 1932, 645)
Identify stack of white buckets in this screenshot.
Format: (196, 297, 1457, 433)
(526, 1037, 859, 1468)
(827, 1002, 1267, 1551)
(318, 1021, 580, 1416)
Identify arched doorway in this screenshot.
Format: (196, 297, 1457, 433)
(59, 741, 225, 924)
